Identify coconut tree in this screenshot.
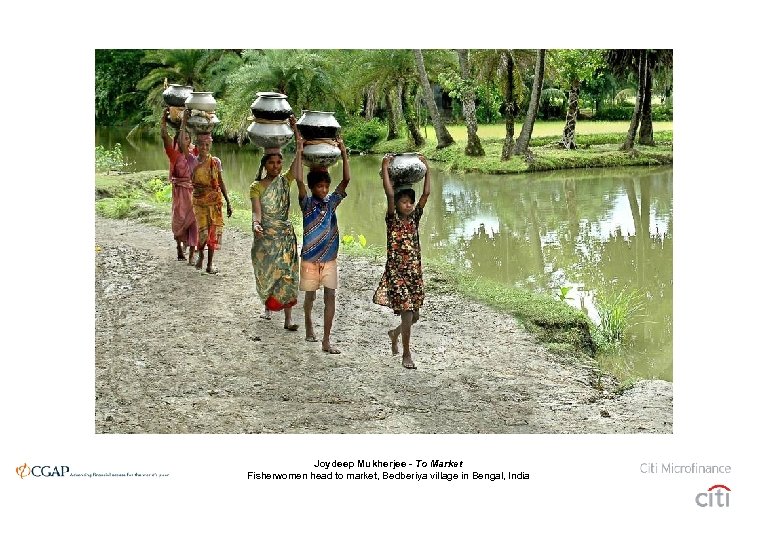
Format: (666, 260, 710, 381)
(351, 49, 424, 146)
(548, 49, 604, 149)
(136, 49, 223, 110)
(413, 49, 455, 149)
(470, 49, 535, 160)
(606, 49, 673, 148)
(456, 49, 484, 156)
(513, 48, 546, 158)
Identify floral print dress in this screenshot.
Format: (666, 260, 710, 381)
(373, 206, 424, 314)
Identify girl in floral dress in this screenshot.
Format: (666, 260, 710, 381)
(373, 154, 431, 369)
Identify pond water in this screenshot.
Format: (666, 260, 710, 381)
(97, 127, 672, 381)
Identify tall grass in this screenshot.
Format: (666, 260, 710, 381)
(594, 288, 645, 347)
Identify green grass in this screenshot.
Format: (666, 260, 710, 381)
(436, 120, 673, 141)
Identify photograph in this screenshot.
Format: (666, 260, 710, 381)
(4, 4, 771, 536)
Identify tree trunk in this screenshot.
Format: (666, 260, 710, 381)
(457, 49, 484, 156)
(638, 63, 654, 145)
(364, 82, 377, 120)
(501, 51, 516, 161)
(514, 48, 545, 157)
(401, 81, 425, 147)
(621, 50, 647, 151)
(386, 92, 399, 140)
(413, 49, 455, 149)
(559, 83, 580, 150)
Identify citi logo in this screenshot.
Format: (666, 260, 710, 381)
(695, 484, 731, 507)
(15, 463, 70, 479)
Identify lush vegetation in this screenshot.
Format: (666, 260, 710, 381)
(96, 48, 672, 160)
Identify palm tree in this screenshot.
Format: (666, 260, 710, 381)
(456, 49, 484, 156)
(413, 49, 455, 149)
(548, 49, 604, 150)
(513, 49, 546, 158)
(606, 49, 673, 149)
(471, 49, 535, 160)
(136, 49, 223, 110)
(352, 49, 424, 146)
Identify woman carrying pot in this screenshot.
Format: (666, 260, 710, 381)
(160, 108, 198, 263)
(249, 116, 304, 331)
(182, 109, 232, 274)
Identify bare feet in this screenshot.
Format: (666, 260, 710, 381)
(388, 329, 399, 355)
(322, 341, 341, 354)
(402, 354, 416, 369)
(188, 248, 195, 265)
(206, 266, 219, 274)
(194, 253, 204, 270)
(305, 335, 317, 342)
(284, 324, 299, 331)
(259, 310, 272, 321)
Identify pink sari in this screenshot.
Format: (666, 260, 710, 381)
(166, 147, 198, 248)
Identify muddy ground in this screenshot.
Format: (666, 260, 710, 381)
(95, 216, 672, 434)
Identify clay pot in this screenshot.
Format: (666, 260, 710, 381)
(302, 143, 341, 169)
(250, 92, 293, 121)
(162, 84, 193, 107)
(388, 153, 427, 185)
(246, 121, 294, 148)
(186, 113, 220, 134)
(166, 106, 185, 127)
(185, 91, 217, 113)
(297, 110, 341, 140)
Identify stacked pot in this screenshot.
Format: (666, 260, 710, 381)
(184, 91, 220, 134)
(162, 84, 193, 127)
(297, 110, 342, 170)
(246, 92, 294, 149)
(387, 153, 427, 190)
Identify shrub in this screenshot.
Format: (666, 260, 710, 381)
(342, 118, 385, 152)
(593, 106, 635, 121)
(95, 143, 131, 173)
(652, 105, 673, 121)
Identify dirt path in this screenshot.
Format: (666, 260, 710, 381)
(94, 216, 672, 434)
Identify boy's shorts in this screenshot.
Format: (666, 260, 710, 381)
(300, 260, 338, 291)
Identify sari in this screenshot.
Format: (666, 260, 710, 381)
(250, 171, 300, 310)
(191, 155, 224, 250)
(165, 146, 197, 248)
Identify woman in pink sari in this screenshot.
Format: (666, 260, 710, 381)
(161, 108, 198, 263)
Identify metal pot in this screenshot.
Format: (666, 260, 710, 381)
(246, 121, 294, 148)
(166, 106, 185, 127)
(250, 92, 293, 121)
(388, 153, 426, 185)
(302, 143, 341, 169)
(186, 113, 220, 134)
(297, 110, 341, 140)
(185, 91, 217, 113)
(163, 84, 193, 107)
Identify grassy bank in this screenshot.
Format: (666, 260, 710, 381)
(371, 121, 672, 174)
(96, 170, 597, 361)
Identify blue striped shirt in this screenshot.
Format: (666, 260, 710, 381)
(300, 191, 346, 262)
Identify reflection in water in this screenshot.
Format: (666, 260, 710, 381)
(97, 128, 672, 381)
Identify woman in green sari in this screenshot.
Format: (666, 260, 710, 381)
(249, 119, 304, 331)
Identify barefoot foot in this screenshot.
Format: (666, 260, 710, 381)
(388, 329, 399, 356)
(401, 354, 416, 369)
(322, 341, 341, 354)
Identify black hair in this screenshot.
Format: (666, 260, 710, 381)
(307, 169, 332, 190)
(256, 153, 283, 181)
(394, 188, 416, 205)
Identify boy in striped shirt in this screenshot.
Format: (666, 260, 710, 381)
(296, 138, 350, 354)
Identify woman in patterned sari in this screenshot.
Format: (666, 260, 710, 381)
(183, 110, 232, 273)
(249, 117, 303, 331)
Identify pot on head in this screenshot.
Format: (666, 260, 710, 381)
(163, 84, 193, 107)
(388, 153, 427, 186)
(297, 110, 341, 140)
(185, 91, 217, 113)
(250, 92, 293, 121)
(246, 121, 294, 148)
(302, 143, 341, 169)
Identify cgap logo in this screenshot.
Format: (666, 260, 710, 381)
(15, 463, 70, 479)
(695, 484, 731, 507)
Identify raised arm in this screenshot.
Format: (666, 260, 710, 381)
(335, 136, 350, 195)
(382, 154, 395, 216)
(417, 154, 431, 209)
(178, 109, 191, 153)
(160, 108, 173, 150)
(291, 116, 306, 201)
